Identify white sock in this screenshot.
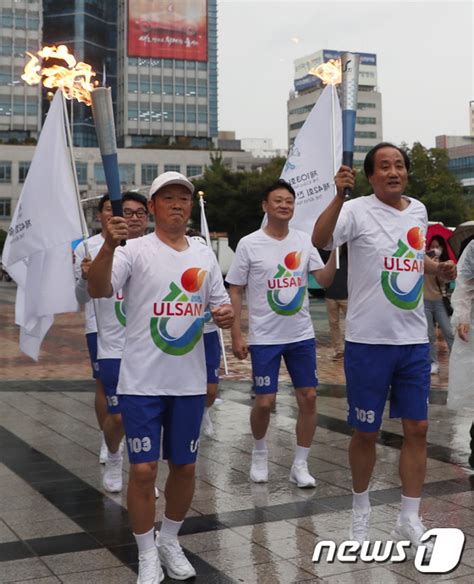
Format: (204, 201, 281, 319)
(254, 438, 267, 451)
(203, 407, 211, 420)
(107, 448, 122, 461)
(352, 488, 370, 511)
(400, 495, 421, 522)
(294, 445, 310, 464)
(159, 516, 183, 543)
(134, 527, 155, 554)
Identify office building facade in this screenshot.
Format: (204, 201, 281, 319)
(287, 49, 383, 165)
(0, 0, 42, 144)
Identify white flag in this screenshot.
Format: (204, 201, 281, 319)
(2, 91, 83, 360)
(199, 196, 211, 247)
(283, 84, 342, 235)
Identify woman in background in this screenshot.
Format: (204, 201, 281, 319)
(424, 235, 455, 374)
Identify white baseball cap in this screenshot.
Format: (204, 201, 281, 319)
(148, 171, 195, 200)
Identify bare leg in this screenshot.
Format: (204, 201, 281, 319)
(399, 419, 428, 497)
(128, 462, 158, 534)
(205, 383, 218, 408)
(349, 430, 378, 492)
(95, 378, 107, 430)
(250, 394, 276, 440)
(294, 387, 317, 447)
(103, 413, 124, 453)
(164, 462, 196, 521)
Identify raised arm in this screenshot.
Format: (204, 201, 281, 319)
(88, 217, 128, 298)
(312, 165, 355, 248)
(229, 284, 248, 360)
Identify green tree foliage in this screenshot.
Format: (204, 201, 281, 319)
(405, 142, 468, 226)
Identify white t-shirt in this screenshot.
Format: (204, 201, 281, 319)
(111, 233, 229, 396)
(74, 233, 104, 335)
(226, 228, 324, 345)
(331, 194, 428, 344)
(96, 290, 126, 360)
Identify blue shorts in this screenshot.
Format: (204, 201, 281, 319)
(249, 338, 317, 394)
(344, 341, 430, 432)
(204, 331, 221, 385)
(85, 333, 99, 380)
(120, 394, 206, 465)
(98, 359, 121, 414)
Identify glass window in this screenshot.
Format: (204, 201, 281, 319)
(139, 77, 150, 92)
(356, 116, 376, 125)
(175, 111, 185, 122)
(0, 161, 12, 183)
(186, 165, 202, 177)
(0, 198, 11, 218)
(198, 112, 208, 123)
(151, 77, 161, 93)
(94, 164, 106, 184)
(174, 60, 184, 69)
(175, 82, 184, 95)
(164, 164, 180, 173)
(355, 131, 377, 138)
(197, 62, 207, 70)
(75, 162, 87, 184)
(19, 162, 30, 183)
(197, 86, 207, 97)
(119, 163, 135, 185)
(142, 164, 158, 184)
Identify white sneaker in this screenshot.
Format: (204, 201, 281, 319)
(250, 449, 268, 483)
(99, 433, 108, 464)
(201, 410, 214, 438)
(137, 547, 164, 584)
(430, 362, 439, 375)
(289, 461, 316, 488)
(391, 515, 434, 559)
(102, 455, 123, 493)
(350, 507, 371, 543)
(158, 539, 196, 580)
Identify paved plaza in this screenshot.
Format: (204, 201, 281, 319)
(0, 280, 473, 583)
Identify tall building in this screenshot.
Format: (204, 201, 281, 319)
(0, 0, 42, 144)
(42, 0, 117, 147)
(117, 0, 218, 149)
(41, 1, 218, 148)
(436, 134, 474, 204)
(470, 100, 474, 136)
(287, 49, 383, 165)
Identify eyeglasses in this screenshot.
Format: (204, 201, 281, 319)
(123, 208, 148, 218)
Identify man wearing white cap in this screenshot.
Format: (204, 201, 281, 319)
(87, 171, 234, 583)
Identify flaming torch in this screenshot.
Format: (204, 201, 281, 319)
(22, 46, 125, 241)
(340, 52, 360, 197)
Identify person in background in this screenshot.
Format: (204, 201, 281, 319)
(448, 239, 474, 467)
(423, 235, 455, 375)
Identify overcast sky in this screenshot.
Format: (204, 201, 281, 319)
(218, 0, 473, 150)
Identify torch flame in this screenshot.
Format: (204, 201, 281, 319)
(309, 59, 341, 85)
(22, 45, 97, 106)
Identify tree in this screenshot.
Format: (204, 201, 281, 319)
(406, 142, 468, 226)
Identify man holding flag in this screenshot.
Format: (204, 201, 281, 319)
(312, 143, 456, 551)
(226, 179, 336, 488)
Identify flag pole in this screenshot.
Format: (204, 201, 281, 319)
(60, 90, 89, 248)
(330, 83, 340, 270)
(198, 190, 229, 376)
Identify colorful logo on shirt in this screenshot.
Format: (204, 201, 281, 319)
(150, 267, 206, 355)
(267, 251, 306, 316)
(114, 292, 126, 327)
(381, 227, 424, 310)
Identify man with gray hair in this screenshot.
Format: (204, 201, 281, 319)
(87, 172, 233, 583)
